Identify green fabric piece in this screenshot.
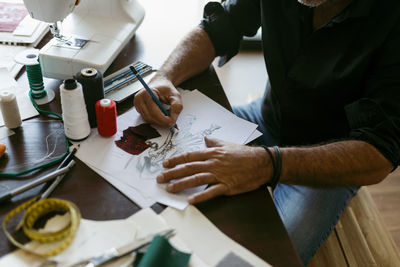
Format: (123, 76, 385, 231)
(133, 252, 145, 267)
(135, 235, 191, 267)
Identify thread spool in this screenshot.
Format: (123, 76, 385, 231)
(75, 68, 104, 128)
(60, 79, 91, 141)
(95, 99, 117, 137)
(0, 91, 22, 129)
(14, 49, 55, 105)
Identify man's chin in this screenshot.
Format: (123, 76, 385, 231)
(298, 0, 328, 7)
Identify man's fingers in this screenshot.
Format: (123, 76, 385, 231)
(188, 184, 227, 204)
(166, 173, 216, 193)
(158, 161, 212, 183)
(145, 96, 173, 126)
(134, 89, 172, 127)
(168, 95, 183, 123)
(163, 150, 214, 168)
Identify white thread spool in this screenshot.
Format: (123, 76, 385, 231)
(60, 79, 91, 141)
(0, 91, 22, 129)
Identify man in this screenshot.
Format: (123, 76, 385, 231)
(134, 0, 400, 264)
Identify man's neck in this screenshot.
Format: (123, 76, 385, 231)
(313, 0, 353, 30)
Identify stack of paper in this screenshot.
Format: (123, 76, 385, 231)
(76, 89, 262, 209)
(0, 206, 271, 267)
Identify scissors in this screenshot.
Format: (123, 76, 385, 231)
(69, 228, 175, 267)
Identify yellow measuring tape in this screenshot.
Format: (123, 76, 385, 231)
(2, 197, 81, 257)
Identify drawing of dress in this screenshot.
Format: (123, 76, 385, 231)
(135, 114, 221, 178)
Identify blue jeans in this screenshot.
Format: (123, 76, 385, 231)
(233, 98, 359, 266)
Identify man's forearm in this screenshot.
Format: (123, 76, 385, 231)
(279, 140, 393, 187)
(155, 27, 216, 86)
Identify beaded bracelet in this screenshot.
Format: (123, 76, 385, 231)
(262, 145, 282, 190)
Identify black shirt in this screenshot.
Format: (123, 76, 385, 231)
(200, 0, 400, 167)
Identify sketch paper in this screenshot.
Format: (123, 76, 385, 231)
(115, 124, 161, 155)
(245, 129, 262, 144)
(83, 161, 156, 208)
(0, 67, 39, 126)
(76, 90, 259, 209)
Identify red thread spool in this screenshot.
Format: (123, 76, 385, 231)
(95, 99, 117, 137)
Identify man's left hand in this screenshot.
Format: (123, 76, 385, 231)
(157, 137, 273, 204)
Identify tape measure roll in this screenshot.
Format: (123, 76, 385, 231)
(2, 197, 81, 257)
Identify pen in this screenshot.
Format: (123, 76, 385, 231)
(130, 65, 179, 130)
(40, 145, 80, 200)
(0, 160, 75, 203)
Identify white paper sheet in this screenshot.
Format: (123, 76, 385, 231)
(161, 206, 272, 267)
(76, 90, 259, 210)
(12, 15, 40, 36)
(0, 67, 39, 126)
(245, 129, 262, 144)
(0, 45, 26, 77)
(0, 126, 14, 138)
(86, 162, 156, 208)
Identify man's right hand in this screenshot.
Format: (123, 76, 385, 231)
(134, 27, 215, 127)
(133, 76, 183, 127)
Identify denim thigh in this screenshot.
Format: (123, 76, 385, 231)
(233, 98, 360, 265)
(274, 184, 359, 265)
(233, 98, 276, 146)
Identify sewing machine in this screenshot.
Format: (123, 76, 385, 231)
(23, 0, 145, 79)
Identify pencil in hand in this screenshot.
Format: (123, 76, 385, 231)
(130, 65, 179, 130)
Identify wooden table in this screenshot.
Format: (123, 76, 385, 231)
(0, 1, 302, 266)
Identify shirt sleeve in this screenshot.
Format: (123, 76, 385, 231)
(199, 0, 261, 66)
(345, 18, 400, 168)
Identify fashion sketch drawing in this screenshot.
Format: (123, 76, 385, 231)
(134, 114, 221, 178)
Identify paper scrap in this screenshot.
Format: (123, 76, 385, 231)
(0, 126, 14, 138)
(0, 44, 26, 77)
(161, 206, 271, 267)
(12, 14, 40, 36)
(216, 252, 254, 267)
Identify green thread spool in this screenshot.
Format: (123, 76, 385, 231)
(15, 49, 55, 105)
(26, 62, 47, 99)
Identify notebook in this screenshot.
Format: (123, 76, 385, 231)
(104, 61, 156, 103)
(0, 1, 48, 46)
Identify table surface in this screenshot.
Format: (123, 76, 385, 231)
(0, 1, 302, 266)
